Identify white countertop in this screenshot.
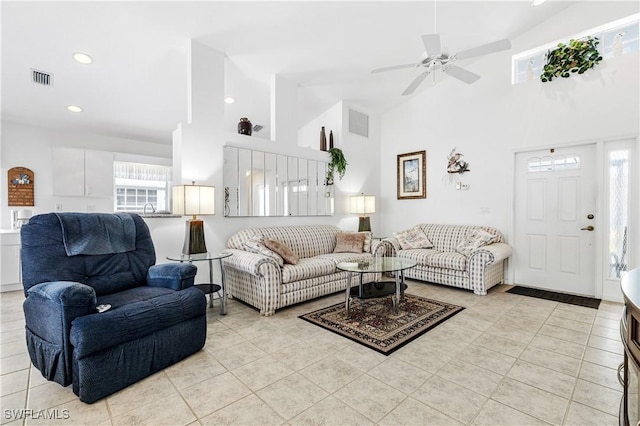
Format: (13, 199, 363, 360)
(0, 229, 20, 234)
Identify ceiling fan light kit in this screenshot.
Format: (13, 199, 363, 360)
(372, 33, 512, 95)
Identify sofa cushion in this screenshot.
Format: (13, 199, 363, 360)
(281, 257, 336, 283)
(264, 239, 299, 265)
(227, 225, 340, 258)
(334, 232, 366, 253)
(426, 252, 468, 271)
(317, 252, 373, 265)
(394, 228, 434, 249)
(456, 229, 497, 256)
(242, 235, 284, 267)
(416, 224, 503, 253)
(397, 249, 467, 271)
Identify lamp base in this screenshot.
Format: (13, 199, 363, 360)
(358, 216, 371, 232)
(182, 219, 208, 255)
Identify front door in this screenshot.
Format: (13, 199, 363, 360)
(514, 144, 597, 296)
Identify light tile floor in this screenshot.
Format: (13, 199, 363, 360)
(0, 281, 625, 425)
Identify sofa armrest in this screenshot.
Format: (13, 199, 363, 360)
(468, 242, 513, 265)
(24, 281, 97, 386)
(222, 248, 281, 276)
(147, 263, 198, 290)
(382, 237, 402, 256)
(371, 239, 391, 257)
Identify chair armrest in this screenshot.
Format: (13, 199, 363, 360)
(147, 263, 198, 291)
(222, 249, 280, 276)
(23, 281, 97, 386)
(468, 242, 513, 265)
(27, 280, 97, 307)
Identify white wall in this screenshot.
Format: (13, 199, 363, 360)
(0, 121, 172, 229)
(298, 100, 382, 233)
(379, 1, 639, 238)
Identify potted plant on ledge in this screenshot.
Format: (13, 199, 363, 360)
(540, 36, 603, 82)
(325, 147, 348, 186)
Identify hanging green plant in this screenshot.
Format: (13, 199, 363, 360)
(540, 36, 603, 83)
(325, 147, 348, 186)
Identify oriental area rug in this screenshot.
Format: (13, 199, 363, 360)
(299, 294, 464, 355)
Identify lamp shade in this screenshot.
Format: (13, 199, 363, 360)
(349, 194, 376, 215)
(173, 183, 215, 217)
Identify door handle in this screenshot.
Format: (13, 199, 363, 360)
(581, 226, 595, 231)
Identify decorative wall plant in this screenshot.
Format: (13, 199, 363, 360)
(325, 147, 348, 186)
(540, 37, 603, 82)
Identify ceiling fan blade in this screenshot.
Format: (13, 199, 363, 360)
(421, 34, 441, 57)
(371, 63, 418, 74)
(402, 71, 430, 96)
(442, 65, 480, 84)
(454, 39, 511, 61)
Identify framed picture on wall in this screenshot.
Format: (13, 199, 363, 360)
(397, 150, 426, 199)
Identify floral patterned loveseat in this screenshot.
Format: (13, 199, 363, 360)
(222, 225, 387, 316)
(385, 224, 512, 296)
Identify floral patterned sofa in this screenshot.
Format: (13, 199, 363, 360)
(223, 225, 387, 316)
(385, 224, 512, 295)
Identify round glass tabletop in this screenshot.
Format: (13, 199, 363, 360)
(336, 257, 417, 273)
(166, 252, 233, 262)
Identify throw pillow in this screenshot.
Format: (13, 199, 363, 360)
(264, 239, 299, 265)
(360, 231, 372, 253)
(242, 235, 284, 267)
(333, 232, 366, 254)
(456, 229, 497, 256)
(393, 227, 434, 250)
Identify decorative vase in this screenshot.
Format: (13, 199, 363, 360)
(329, 130, 334, 150)
(238, 118, 252, 136)
(320, 127, 327, 151)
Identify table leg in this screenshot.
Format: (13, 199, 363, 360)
(400, 270, 406, 301)
(345, 271, 354, 319)
(393, 270, 400, 315)
(207, 259, 214, 309)
(218, 258, 227, 315)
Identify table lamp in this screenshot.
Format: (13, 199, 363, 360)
(349, 193, 376, 232)
(172, 182, 215, 255)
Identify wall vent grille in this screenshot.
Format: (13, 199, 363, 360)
(31, 69, 53, 86)
(252, 124, 264, 132)
(348, 109, 369, 138)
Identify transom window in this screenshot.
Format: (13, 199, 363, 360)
(513, 14, 639, 84)
(527, 154, 580, 173)
(114, 162, 172, 212)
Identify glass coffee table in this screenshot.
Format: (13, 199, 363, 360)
(337, 257, 417, 319)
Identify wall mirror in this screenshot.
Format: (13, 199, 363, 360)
(223, 146, 332, 217)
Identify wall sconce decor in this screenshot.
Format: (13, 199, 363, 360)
(172, 182, 215, 255)
(349, 193, 376, 232)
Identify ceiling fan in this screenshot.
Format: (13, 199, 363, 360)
(371, 34, 512, 95)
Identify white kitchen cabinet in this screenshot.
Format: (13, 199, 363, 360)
(53, 148, 114, 197)
(1, 231, 21, 292)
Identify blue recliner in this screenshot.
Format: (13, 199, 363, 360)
(20, 212, 207, 403)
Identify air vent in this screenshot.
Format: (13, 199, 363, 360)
(252, 124, 264, 132)
(348, 109, 369, 138)
(31, 69, 53, 86)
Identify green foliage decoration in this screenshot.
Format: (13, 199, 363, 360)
(325, 148, 348, 186)
(540, 36, 603, 83)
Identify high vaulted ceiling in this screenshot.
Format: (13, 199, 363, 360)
(2, 1, 578, 145)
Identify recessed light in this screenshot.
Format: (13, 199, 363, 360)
(224, 97, 236, 104)
(66, 105, 83, 113)
(73, 52, 93, 64)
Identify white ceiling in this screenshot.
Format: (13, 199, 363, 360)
(1, 1, 577, 145)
